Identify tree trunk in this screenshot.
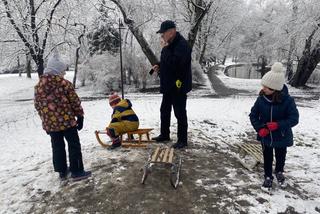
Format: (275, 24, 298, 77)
(73, 27, 85, 87)
(199, 9, 215, 65)
(26, 54, 32, 78)
(222, 55, 227, 65)
(286, 0, 298, 81)
(289, 29, 320, 87)
(187, 0, 213, 49)
(110, 0, 159, 65)
(73, 47, 80, 87)
(36, 57, 44, 77)
(18, 56, 22, 77)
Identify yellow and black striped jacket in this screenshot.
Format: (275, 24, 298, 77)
(111, 99, 139, 123)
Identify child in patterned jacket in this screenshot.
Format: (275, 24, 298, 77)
(34, 52, 91, 181)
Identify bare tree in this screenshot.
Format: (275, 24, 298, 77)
(73, 24, 86, 87)
(1, 0, 63, 77)
(289, 27, 320, 87)
(187, 0, 213, 49)
(109, 0, 159, 65)
(109, 0, 212, 66)
(286, 0, 298, 81)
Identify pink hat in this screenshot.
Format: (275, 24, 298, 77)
(109, 93, 121, 107)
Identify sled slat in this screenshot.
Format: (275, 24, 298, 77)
(151, 147, 160, 162)
(168, 148, 174, 163)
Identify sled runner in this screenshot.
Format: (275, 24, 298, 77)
(141, 146, 182, 189)
(95, 128, 155, 148)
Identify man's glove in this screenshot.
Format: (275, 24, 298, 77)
(258, 128, 269, 137)
(176, 79, 182, 89)
(76, 116, 84, 130)
(267, 122, 279, 131)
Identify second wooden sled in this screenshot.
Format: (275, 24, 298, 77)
(141, 146, 182, 189)
(95, 128, 155, 148)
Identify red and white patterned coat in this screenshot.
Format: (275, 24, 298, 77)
(34, 74, 84, 132)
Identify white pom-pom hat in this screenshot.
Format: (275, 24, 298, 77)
(261, 62, 285, 91)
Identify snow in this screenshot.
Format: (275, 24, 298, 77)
(0, 72, 320, 213)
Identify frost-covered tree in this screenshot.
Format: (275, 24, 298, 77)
(1, 0, 64, 76)
(87, 0, 120, 56)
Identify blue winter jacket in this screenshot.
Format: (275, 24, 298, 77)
(159, 32, 192, 94)
(249, 85, 299, 147)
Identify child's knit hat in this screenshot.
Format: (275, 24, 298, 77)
(109, 93, 121, 107)
(44, 52, 67, 76)
(261, 62, 285, 91)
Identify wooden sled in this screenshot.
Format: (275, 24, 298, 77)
(236, 142, 263, 171)
(141, 146, 182, 189)
(95, 128, 155, 148)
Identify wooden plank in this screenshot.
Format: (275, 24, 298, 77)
(139, 134, 142, 143)
(121, 140, 155, 143)
(157, 148, 165, 162)
(121, 143, 148, 148)
(162, 148, 170, 162)
(126, 128, 153, 135)
(247, 144, 263, 161)
(241, 146, 261, 161)
(151, 147, 160, 162)
(168, 148, 174, 163)
(247, 148, 261, 161)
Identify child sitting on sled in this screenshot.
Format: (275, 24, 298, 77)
(106, 93, 139, 149)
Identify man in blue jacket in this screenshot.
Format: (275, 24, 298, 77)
(151, 20, 192, 149)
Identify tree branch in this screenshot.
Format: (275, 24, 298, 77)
(189, 0, 206, 11)
(1, 0, 37, 61)
(41, 0, 63, 55)
(35, 0, 48, 14)
(30, 0, 40, 49)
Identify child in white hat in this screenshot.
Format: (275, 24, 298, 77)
(249, 62, 299, 189)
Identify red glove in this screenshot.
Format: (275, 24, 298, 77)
(258, 128, 269, 137)
(267, 122, 279, 131)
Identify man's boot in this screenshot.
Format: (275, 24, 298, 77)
(172, 141, 187, 149)
(152, 135, 170, 142)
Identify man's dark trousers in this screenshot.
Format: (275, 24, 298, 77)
(49, 127, 84, 173)
(160, 91, 188, 144)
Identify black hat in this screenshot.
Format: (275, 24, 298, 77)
(156, 20, 176, 33)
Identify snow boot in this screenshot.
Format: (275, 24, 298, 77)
(276, 172, 286, 188)
(71, 170, 92, 182)
(172, 141, 187, 149)
(108, 137, 121, 150)
(59, 167, 70, 181)
(152, 135, 170, 142)
(262, 177, 273, 188)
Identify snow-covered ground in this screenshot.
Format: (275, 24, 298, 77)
(0, 72, 319, 213)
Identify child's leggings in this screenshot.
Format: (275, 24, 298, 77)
(262, 144, 287, 178)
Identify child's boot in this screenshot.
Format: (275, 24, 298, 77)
(276, 171, 286, 188)
(108, 136, 121, 150)
(262, 177, 273, 188)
